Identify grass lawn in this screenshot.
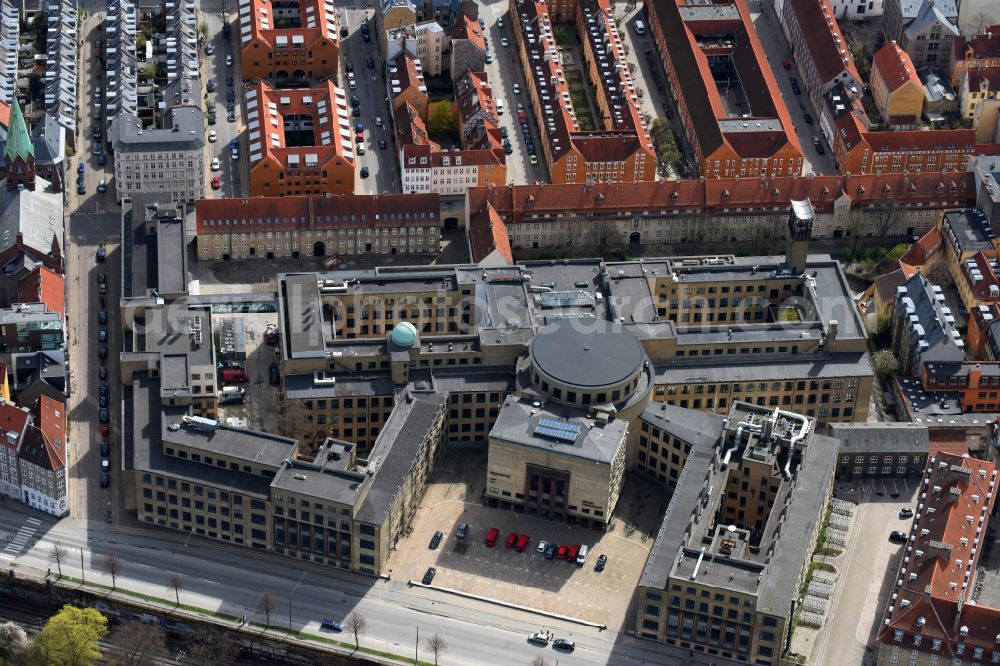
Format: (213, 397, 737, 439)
(554, 25, 575, 46)
(565, 69, 583, 85)
(569, 89, 589, 112)
(576, 112, 596, 131)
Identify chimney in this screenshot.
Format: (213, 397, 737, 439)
(786, 199, 815, 274)
(923, 584, 933, 603)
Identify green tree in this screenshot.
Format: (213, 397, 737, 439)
(32, 605, 108, 666)
(426, 101, 456, 135)
(649, 118, 680, 177)
(871, 349, 899, 379)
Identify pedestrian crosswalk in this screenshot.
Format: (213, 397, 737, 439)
(0, 516, 41, 559)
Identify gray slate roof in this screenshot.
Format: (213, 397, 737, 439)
(829, 421, 930, 455)
(0, 179, 63, 258)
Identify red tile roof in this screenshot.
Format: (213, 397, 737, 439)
(902, 226, 945, 265)
(390, 51, 428, 103)
(0, 400, 29, 454)
(967, 68, 1000, 92)
(0, 101, 10, 132)
(17, 265, 64, 317)
(195, 193, 441, 234)
(877, 453, 1000, 657)
(241, 0, 339, 50)
(648, 0, 800, 169)
(468, 171, 975, 223)
(955, 27, 1000, 61)
(25, 394, 65, 471)
(873, 42, 921, 93)
(394, 102, 437, 149)
(789, 0, 862, 86)
(866, 128, 977, 153)
(468, 204, 513, 264)
(452, 13, 486, 51)
(454, 68, 502, 151)
(244, 81, 354, 172)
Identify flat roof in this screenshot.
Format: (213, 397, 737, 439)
(161, 410, 298, 471)
(528, 319, 647, 390)
(829, 421, 930, 455)
(281, 273, 326, 358)
(155, 212, 187, 297)
(489, 395, 629, 464)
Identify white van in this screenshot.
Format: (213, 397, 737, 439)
(634, 20, 645, 35)
(219, 386, 245, 396)
(357, 142, 366, 155)
(576, 544, 589, 565)
(496, 99, 505, 115)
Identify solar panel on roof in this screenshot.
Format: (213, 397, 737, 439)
(534, 418, 581, 443)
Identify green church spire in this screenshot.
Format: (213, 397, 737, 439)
(4, 98, 34, 164)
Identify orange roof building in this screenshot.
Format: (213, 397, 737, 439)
(876, 452, 1000, 664)
(0, 400, 29, 498)
(951, 26, 1000, 89)
(511, 0, 656, 184)
(468, 204, 514, 266)
(18, 394, 67, 516)
(871, 42, 925, 128)
(17, 265, 64, 317)
(238, 0, 340, 80)
(389, 52, 429, 122)
(243, 81, 356, 198)
(647, 0, 802, 179)
(195, 193, 441, 261)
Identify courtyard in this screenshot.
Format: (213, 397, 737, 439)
(386, 446, 670, 630)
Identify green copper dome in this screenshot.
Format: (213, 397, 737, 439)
(389, 322, 418, 348)
(4, 99, 33, 163)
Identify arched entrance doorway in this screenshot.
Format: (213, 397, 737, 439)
(313, 242, 325, 257)
(629, 231, 641, 246)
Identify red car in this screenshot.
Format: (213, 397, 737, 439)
(506, 532, 518, 548)
(567, 544, 580, 562)
(782, 59, 792, 70)
(556, 545, 568, 560)
(355, 132, 364, 143)
(211, 176, 221, 190)
(485, 527, 499, 547)
(100, 424, 110, 437)
(515, 534, 529, 552)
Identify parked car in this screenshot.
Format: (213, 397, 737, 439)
(206, 43, 214, 55)
(211, 158, 221, 171)
(99, 366, 107, 380)
(97, 179, 107, 193)
(208, 130, 217, 143)
(812, 136, 825, 155)
(100, 441, 110, 457)
(782, 59, 792, 70)
(594, 553, 607, 572)
(378, 138, 387, 150)
(429, 530, 444, 549)
(556, 545, 568, 560)
(78, 163, 85, 175)
(497, 16, 504, 27)
(99, 395, 109, 408)
(100, 472, 110, 487)
(803, 112, 813, 125)
(96, 245, 106, 262)
(225, 54, 233, 66)
(99, 409, 109, 423)
(889, 530, 908, 543)
(527, 632, 549, 645)
(360, 166, 369, 178)
(99, 385, 108, 397)
(221, 369, 249, 383)
(576, 544, 589, 565)
(98, 329, 107, 343)
(456, 522, 468, 539)
(501, 37, 508, 47)
(77, 182, 86, 195)
(321, 619, 343, 631)
(537, 540, 547, 553)
(485, 527, 499, 547)
(207, 80, 216, 93)
(375, 116, 383, 127)
(553, 639, 575, 651)
(211, 176, 221, 190)
(98, 347, 107, 360)
(899, 508, 914, 519)
(351, 95, 360, 107)
(367, 57, 374, 69)
(506, 532, 518, 548)
(544, 543, 557, 559)
(567, 544, 580, 562)
(515, 534, 529, 552)
(100, 424, 110, 437)
(422, 567, 436, 585)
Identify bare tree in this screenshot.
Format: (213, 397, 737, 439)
(114, 618, 165, 666)
(49, 541, 67, 577)
(530, 656, 549, 666)
(926, 261, 954, 289)
(585, 218, 625, 259)
(103, 552, 124, 589)
(257, 590, 279, 628)
(185, 625, 233, 666)
(0, 621, 31, 664)
(426, 633, 448, 666)
(869, 205, 903, 239)
(344, 612, 367, 649)
(168, 572, 185, 607)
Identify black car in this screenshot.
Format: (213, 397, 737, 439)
(99, 384, 108, 397)
(378, 138, 386, 150)
(803, 112, 813, 125)
(98, 366, 107, 380)
(226, 89, 236, 102)
(98, 311, 107, 324)
(346, 62, 353, 73)
(352, 107, 361, 117)
(100, 441, 110, 457)
(99, 329, 107, 343)
(899, 508, 914, 519)
(97, 153, 108, 166)
(429, 531, 444, 549)
(226, 76, 234, 87)
(208, 114, 217, 125)
(207, 80, 216, 93)
(889, 530, 908, 543)
(456, 522, 468, 539)
(77, 183, 86, 195)
(366, 57, 374, 69)
(422, 567, 436, 585)
(100, 472, 110, 488)
(99, 409, 109, 423)
(362, 30, 371, 43)
(269, 362, 281, 386)
(228, 110, 236, 122)
(594, 553, 607, 572)
(99, 395, 109, 408)
(351, 95, 360, 107)
(92, 126, 102, 140)
(96, 245, 106, 262)
(501, 127, 508, 138)
(553, 639, 575, 652)
(99, 347, 108, 360)
(544, 543, 557, 559)
(360, 166, 369, 178)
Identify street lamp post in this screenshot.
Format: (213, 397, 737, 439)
(288, 570, 306, 632)
(80, 548, 85, 585)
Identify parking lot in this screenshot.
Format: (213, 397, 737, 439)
(388, 447, 668, 630)
(798, 476, 919, 666)
(212, 312, 284, 432)
(204, 12, 247, 199)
